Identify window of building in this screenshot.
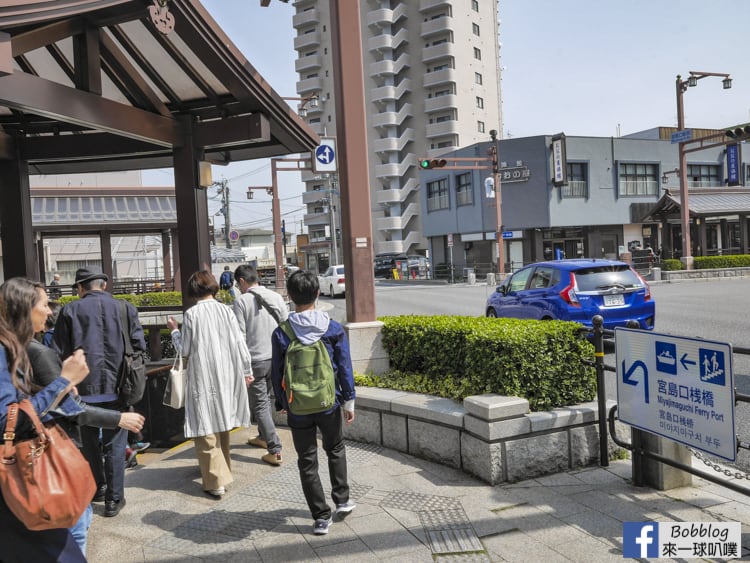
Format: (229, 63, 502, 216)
(473, 47, 481, 60)
(456, 173, 473, 206)
(305, 49, 317, 56)
(427, 179, 449, 211)
(306, 73, 318, 79)
(433, 63, 450, 71)
(436, 114, 453, 123)
(561, 163, 588, 198)
(437, 140, 455, 148)
(308, 117, 321, 123)
(471, 0, 479, 11)
(475, 72, 483, 85)
(435, 88, 452, 97)
(432, 38, 448, 46)
(618, 163, 659, 196)
(476, 96, 484, 109)
(687, 164, 721, 188)
(472, 23, 480, 36)
(477, 121, 485, 133)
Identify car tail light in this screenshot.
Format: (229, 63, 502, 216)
(337, 277, 345, 284)
(633, 270, 651, 301)
(559, 272, 580, 306)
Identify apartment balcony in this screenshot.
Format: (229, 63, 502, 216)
(374, 155, 417, 179)
(296, 76, 323, 95)
(366, 4, 407, 28)
(302, 190, 332, 205)
(424, 94, 458, 113)
(293, 31, 320, 51)
(371, 103, 413, 129)
(423, 67, 456, 88)
(369, 53, 411, 78)
(305, 121, 325, 136)
(420, 15, 454, 38)
(374, 178, 419, 205)
(418, 0, 451, 12)
(367, 28, 409, 53)
(371, 129, 414, 154)
(376, 231, 423, 255)
(373, 202, 420, 231)
(295, 53, 322, 73)
(425, 120, 460, 139)
(303, 211, 330, 227)
(292, 8, 319, 29)
(422, 42, 454, 64)
(370, 79, 412, 104)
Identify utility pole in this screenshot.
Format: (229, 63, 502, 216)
(215, 178, 231, 249)
(489, 129, 504, 275)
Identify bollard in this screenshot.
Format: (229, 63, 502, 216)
(486, 273, 496, 286)
(651, 267, 661, 281)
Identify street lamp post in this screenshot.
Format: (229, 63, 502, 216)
(675, 70, 732, 269)
(489, 129, 504, 275)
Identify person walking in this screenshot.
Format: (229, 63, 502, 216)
(233, 264, 287, 466)
(0, 289, 90, 561)
(0, 277, 145, 555)
(166, 270, 253, 498)
(271, 270, 356, 535)
(52, 268, 146, 518)
(48, 273, 62, 299)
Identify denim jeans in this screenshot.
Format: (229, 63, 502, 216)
(80, 401, 128, 502)
(289, 407, 349, 520)
(248, 359, 282, 454)
(69, 503, 93, 555)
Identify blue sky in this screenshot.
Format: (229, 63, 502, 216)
(144, 0, 750, 231)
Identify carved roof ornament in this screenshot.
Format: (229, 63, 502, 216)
(149, 0, 175, 35)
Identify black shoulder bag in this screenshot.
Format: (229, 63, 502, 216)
(249, 289, 282, 325)
(116, 300, 146, 406)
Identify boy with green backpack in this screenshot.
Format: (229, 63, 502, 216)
(271, 270, 356, 535)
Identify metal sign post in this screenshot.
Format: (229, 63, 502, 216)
(616, 328, 736, 461)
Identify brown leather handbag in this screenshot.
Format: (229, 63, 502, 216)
(0, 399, 96, 530)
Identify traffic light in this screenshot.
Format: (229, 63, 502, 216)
(726, 125, 750, 141)
(419, 158, 447, 169)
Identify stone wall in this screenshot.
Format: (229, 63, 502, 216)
(660, 266, 750, 282)
(343, 388, 627, 485)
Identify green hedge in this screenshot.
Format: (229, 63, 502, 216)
(366, 315, 596, 411)
(56, 289, 235, 306)
(660, 255, 750, 271)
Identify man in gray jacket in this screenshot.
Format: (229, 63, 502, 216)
(233, 265, 288, 466)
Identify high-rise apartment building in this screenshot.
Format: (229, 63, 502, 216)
(292, 0, 503, 271)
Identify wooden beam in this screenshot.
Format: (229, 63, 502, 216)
(0, 72, 181, 146)
(73, 26, 101, 94)
(11, 18, 85, 56)
(192, 114, 270, 149)
(22, 132, 166, 161)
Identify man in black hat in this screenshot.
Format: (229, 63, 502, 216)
(53, 268, 146, 518)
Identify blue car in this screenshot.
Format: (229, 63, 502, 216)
(485, 259, 655, 330)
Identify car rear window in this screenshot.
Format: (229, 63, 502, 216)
(335, 267, 344, 275)
(574, 265, 642, 291)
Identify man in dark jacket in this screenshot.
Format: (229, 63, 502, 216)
(53, 268, 146, 518)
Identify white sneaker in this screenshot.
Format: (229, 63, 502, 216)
(335, 500, 356, 515)
(313, 517, 332, 535)
(206, 486, 225, 497)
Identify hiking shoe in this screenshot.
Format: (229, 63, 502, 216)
(131, 441, 151, 453)
(335, 500, 356, 515)
(313, 517, 332, 535)
(247, 436, 267, 449)
(93, 484, 107, 502)
(262, 452, 282, 466)
(104, 498, 126, 517)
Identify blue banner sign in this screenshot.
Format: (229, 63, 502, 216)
(727, 143, 740, 186)
(670, 129, 692, 144)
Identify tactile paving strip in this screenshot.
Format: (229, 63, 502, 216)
(435, 554, 492, 562)
(381, 490, 464, 512)
(420, 507, 484, 555)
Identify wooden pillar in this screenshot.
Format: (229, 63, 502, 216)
(173, 116, 210, 307)
(697, 219, 707, 258)
(101, 231, 113, 293)
(740, 215, 749, 255)
(148, 327, 162, 361)
(0, 140, 38, 280)
(36, 235, 46, 284)
(171, 229, 181, 292)
(719, 218, 729, 253)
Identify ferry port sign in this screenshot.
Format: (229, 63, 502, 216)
(615, 328, 735, 461)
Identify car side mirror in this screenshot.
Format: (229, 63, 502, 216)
(496, 284, 507, 295)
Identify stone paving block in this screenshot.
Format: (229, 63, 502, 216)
(566, 488, 649, 523)
(435, 554, 492, 563)
(314, 538, 380, 562)
(559, 508, 625, 540)
(552, 534, 624, 562)
(392, 393, 466, 427)
(408, 418, 461, 467)
(569, 425, 600, 467)
(569, 466, 624, 484)
(463, 394, 528, 422)
(347, 511, 428, 558)
(250, 527, 320, 563)
(382, 412, 408, 452)
(505, 431, 569, 482)
(664, 484, 737, 508)
(355, 387, 415, 410)
(482, 529, 571, 563)
(513, 512, 590, 547)
(345, 407, 382, 444)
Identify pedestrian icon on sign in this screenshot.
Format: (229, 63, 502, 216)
(699, 348, 725, 386)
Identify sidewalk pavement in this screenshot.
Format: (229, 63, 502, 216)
(87, 427, 750, 562)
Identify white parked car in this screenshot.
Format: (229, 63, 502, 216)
(318, 265, 345, 297)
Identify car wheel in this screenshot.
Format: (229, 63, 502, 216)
(486, 308, 497, 318)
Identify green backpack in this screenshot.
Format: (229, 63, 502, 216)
(279, 321, 336, 415)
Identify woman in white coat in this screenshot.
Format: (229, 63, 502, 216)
(167, 270, 253, 498)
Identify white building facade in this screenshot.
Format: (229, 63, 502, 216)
(292, 0, 503, 267)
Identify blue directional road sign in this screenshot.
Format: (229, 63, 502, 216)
(670, 129, 692, 144)
(313, 137, 337, 173)
(616, 328, 735, 461)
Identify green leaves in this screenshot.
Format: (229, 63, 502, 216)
(377, 316, 596, 411)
